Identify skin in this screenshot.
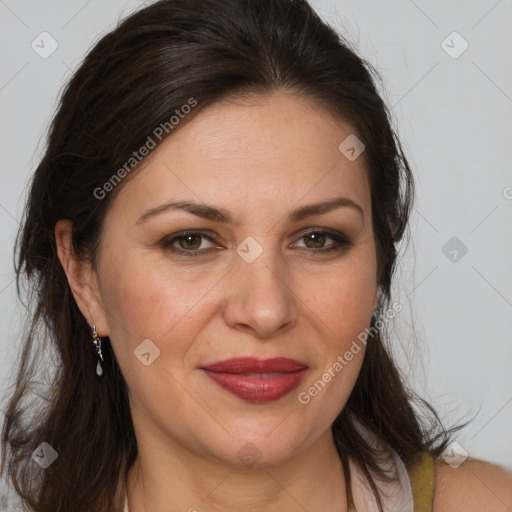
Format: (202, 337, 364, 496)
(55, 90, 512, 511)
(434, 459, 512, 511)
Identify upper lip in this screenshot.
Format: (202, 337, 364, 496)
(201, 357, 308, 374)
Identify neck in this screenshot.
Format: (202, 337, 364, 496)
(125, 429, 348, 512)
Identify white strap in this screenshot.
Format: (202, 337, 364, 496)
(348, 417, 414, 512)
(349, 450, 413, 511)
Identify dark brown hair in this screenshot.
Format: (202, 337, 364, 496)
(1, 0, 466, 510)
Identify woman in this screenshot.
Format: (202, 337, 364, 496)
(1, 0, 511, 510)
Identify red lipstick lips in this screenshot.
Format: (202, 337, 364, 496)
(201, 357, 308, 402)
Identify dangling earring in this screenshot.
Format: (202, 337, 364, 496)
(91, 324, 104, 376)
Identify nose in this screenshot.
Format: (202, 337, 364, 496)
(223, 246, 299, 339)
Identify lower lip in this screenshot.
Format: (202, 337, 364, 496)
(202, 369, 308, 402)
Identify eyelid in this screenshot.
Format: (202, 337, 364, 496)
(291, 226, 349, 242)
(290, 227, 351, 251)
(161, 230, 219, 250)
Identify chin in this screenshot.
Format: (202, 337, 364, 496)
(204, 426, 313, 469)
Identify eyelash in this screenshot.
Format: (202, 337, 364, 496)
(160, 229, 353, 258)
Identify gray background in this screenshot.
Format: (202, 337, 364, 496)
(1, 0, 511, 502)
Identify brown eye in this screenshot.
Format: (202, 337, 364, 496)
(161, 231, 217, 256)
(177, 234, 202, 250)
(303, 232, 327, 249)
(294, 229, 353, 256)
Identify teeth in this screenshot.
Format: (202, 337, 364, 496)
(242, 372, 282, 378)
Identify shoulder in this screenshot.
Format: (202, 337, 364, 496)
(433, 456, 512, 511)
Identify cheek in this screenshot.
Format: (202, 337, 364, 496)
(305, 252, 377, 338)
(294, 252, 376, 411)
(99, 252, 209, 369)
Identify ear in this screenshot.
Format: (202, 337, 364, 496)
(373, 288, 380, 312)
(54, 219, 109, 337)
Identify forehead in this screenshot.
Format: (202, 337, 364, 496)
(108, 91, 371, 224)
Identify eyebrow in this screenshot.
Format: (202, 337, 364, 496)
(136, 196, 364, 225)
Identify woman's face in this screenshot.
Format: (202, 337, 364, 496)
(90, 91, 378, 466)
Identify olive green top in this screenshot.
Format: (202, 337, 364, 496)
(407, 452, 436, 512)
